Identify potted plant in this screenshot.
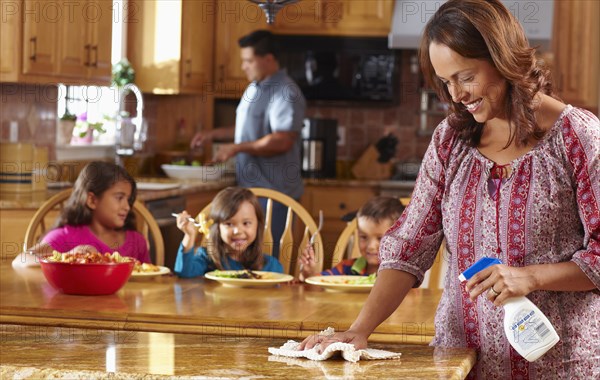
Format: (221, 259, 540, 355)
(70, 112, 106, 145)
(56, 110, 77, 146)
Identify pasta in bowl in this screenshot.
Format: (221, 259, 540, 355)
(39, 251, 134, 295)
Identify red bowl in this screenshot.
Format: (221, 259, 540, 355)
(39, 260, 134, 295)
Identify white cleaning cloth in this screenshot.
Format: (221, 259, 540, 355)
(268, 328, 401, 363)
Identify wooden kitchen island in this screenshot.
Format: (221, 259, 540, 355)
(0, 262, 476, 378)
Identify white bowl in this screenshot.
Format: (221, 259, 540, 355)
(161, 164, 225, 181)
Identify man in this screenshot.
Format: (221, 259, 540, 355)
(191, 30, 306, 258)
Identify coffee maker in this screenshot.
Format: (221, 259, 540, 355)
(301, 118, 337, 178)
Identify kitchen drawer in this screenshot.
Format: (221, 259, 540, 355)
(185, 190, 221, 215)
(305, 186, 377, 220)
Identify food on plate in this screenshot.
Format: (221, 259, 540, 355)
(197, 212, 214, 235)
(210, 269, 275, 280)
(47, 250, 132, 264)
(318, 273, 377, 285)
(171, 159, 202, 166)
(133, 261, 161, 273)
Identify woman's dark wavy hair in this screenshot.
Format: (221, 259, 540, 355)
(55, 161, 137, 230)
(206, 187, 265, 270)
(418, 0, 558, 147)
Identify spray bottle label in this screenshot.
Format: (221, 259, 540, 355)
(510, 308, 554, 351)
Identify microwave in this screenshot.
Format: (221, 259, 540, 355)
(276, 35, 399, 103)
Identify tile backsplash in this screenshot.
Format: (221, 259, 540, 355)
(0, 83, 58, 158)
(1, 49, 435, 170)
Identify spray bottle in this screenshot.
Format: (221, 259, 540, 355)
(459, 257, 560, 362)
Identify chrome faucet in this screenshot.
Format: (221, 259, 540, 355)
(115, 84, 147, 166)
(121, 83, 145, 149)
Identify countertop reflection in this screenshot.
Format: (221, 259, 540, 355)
(0, 325, 476, 379)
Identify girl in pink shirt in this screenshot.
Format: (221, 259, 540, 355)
(13, 162, 150, 266)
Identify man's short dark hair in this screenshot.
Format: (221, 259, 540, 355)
(238, 30, 280, 60)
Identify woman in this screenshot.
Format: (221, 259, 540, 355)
(300, 1, 599, 378)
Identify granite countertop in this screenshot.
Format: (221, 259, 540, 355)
(305, 178, 416, 190)
(1, 178, 415, 209)
(0, 324, 476, 379)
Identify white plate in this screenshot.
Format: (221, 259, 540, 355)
(137, 182, 181, 191)
(130, 265, 171, 277)
(305, 275, 374, 292)
(204, 270, 294, 288)
(161, 164, 225, 181)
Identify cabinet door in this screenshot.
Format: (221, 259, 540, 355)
(272, 0, 327, 34)
(127, 0, 182, 93)
(22, 0, 58, 75)
(87, 0, 113, 83)
(0, 0, 20, 81)
(57, 1, 90, 79)
(180, 0, 214, 93)
(213, 0, 266, 98)
(331, 0, 392, 36)
(553, 0, 599, 109)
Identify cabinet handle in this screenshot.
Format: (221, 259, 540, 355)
(91, 45, 98, 67)
(29, 37, 37, 61)
(84, 44, 91, 66)
(219, 64, 224, 83)
(186, 59, 191, 78)
(339, 202, 346, 210)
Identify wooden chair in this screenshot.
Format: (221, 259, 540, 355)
(331, 197, 445, 289)
(23, 189, 165, 266)
(199, 187, 323, 276)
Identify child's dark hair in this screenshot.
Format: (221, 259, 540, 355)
(56, 161, 137, 230)
(357, 196, 404, 223)
(238, 30, 280, 60)
(207, 187, 265, 270)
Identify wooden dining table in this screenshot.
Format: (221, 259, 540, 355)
(1, 262, 440, 344)
(0, 262, 476, 378)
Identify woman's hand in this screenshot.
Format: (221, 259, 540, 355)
(465, 264, 536, 306)
(298, 330, 368, 353)
(299, 243, 319, 279)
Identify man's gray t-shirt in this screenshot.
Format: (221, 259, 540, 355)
(234, 69, 306, 199)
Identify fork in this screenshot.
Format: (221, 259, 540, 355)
(300, 210, 323, 280)
(310, 210, 324, 245)
(171, 213, 201, 227)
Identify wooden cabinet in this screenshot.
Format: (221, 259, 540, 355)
(213, 0, 392, 99)
(185, 189, 220, 215)
(272, 0, 392, 36)
(301, 184, 377, 267)
(0, 0, 21, 82)
(213, 0, 266, 98)
(57, 0, 112, 83)
(552, 0, 599, 110)
(271, 0, 327, 34)
(325, 0, 392, 36)
(21, 0, 59, 77)
(0, 207, 61, 258)
(127, 0, 214, 94)
(1, 0, 112, 84)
